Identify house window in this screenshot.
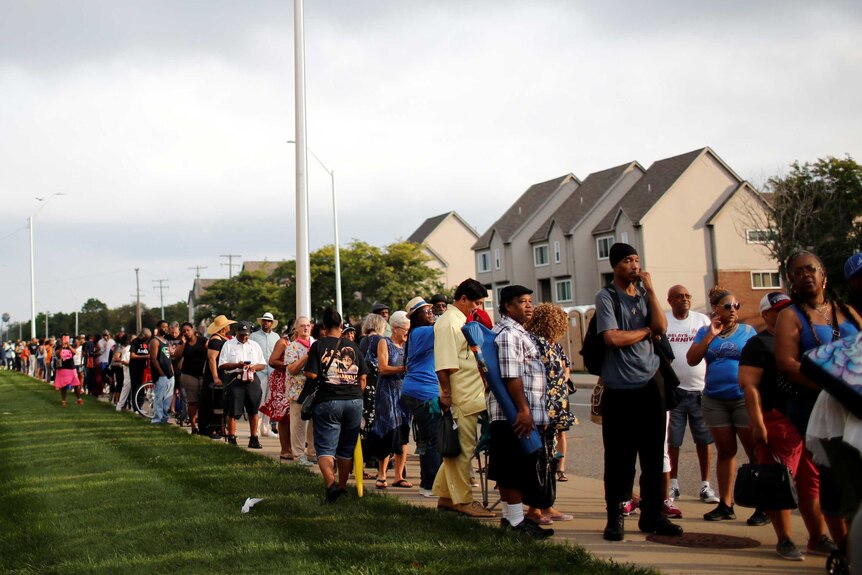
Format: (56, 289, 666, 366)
(596, 235, 614, 260)
(620, 232, 629, 244)
(483, 284, 494, 310)
(751, 271, 782, 289)
(494, 248, 501, 270)
(533, 244, 549, 267)
(496, 284, 509, 307)
(746, 229, 773, 244)
(477, 251, 491, 273)
(553, 241, 561, 263)
(555, 279, 573, 303)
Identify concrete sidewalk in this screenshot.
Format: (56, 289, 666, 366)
(244, 430, 825, 575)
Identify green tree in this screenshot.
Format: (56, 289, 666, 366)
(197, 271, 281, 323)
(749, 156, 862, 299)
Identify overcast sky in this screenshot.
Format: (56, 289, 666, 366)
(1, 0, 861, 329)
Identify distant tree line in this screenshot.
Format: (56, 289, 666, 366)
(196, 240, 446, 326)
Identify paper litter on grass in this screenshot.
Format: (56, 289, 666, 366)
(241, 498, 263, 513)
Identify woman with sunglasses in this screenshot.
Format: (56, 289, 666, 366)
(775, 250, 861, 559)
(687, 286, 757, 522)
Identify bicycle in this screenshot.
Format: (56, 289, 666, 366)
(133, 381, 154, 419)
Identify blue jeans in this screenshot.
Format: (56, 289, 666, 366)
(400, 394, 441, 490)
(312, 398, 363, 459)
(151, 376, 174, 424)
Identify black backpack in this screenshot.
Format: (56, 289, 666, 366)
(581, 286, 621, 376)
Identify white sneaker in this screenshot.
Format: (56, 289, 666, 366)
(669, 485, 680, 500)
(419, 488, 436, 498)
(295, 456, 314, 467)
(700, 484, 720, 504)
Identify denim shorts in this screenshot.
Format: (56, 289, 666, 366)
(312, 398, 363, 459)
(668, 389, 714, 447)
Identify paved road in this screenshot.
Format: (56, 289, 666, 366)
(565, 390, 728, 507)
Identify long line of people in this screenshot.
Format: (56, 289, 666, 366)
(7, 246, 862, 568)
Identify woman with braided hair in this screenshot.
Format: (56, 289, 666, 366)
(775, 250, 861, 558)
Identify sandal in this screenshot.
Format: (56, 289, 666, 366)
(557, 471, 568, 482)
(375, 478, 387, 490)
(391, 479, 413, 488)
(279, 454, 295, 460)
(362, 472, 374, 480)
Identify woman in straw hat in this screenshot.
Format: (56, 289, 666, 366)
(198, 315, 235, 439)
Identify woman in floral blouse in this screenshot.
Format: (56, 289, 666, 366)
(526, 303, 576, 481)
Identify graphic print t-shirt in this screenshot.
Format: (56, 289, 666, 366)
(305, 336, 368, 402)
(665, 311, 711, 392)
(693, 323, 757, 400)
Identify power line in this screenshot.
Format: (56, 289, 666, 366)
(220, 254, 242, 279)
(188, 265, 208, 279)
(152, 279, 169, 320)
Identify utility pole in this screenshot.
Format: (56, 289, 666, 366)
(135, 268, 142, 334)
(153, 279, 169, 320)
(294, 0, 311, 319)
(188, 265, 208, 279)
(220, 254, 242, 279)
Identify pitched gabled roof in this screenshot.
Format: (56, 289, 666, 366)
(407, 211, 478, 244)
(241, 260, 283, 276)
(592, 148, 709, 235)
(190, 278, 218, 299)
(529, 162, 640, 243)
(705, 181, 766, 225)
(473, 174, 575, 250)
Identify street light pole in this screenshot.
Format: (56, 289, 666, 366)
(288, 141, 343, 318)
(294, 0, 311, 319)
(28, 193, 64, 340)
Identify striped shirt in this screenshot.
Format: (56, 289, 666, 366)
(488, 315, 549, 426)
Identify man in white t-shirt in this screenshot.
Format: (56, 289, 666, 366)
(664, 284, 718, 505)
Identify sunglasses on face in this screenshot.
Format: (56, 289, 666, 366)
(721, 302, 741, 311)
(673, 294, 692, 300)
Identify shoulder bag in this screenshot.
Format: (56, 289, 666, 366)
(734, 448, 798, 510)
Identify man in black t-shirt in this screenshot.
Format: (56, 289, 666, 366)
(128, 329, 152, 412)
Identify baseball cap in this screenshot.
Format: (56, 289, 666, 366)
(235, 321, 254, 334)
(759, 292, 792, 313)
(844, 252, 862, 279)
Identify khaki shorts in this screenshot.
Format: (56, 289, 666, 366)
(181, 374, 203, 403)
(701, 395, 748, 428)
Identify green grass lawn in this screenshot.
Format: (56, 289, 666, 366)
(0, 372, 656, 575)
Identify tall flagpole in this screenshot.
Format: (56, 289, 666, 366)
(294, 0, 311, 319)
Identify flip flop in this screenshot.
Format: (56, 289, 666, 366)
(557, 471, 568, 482)
(279, 454, 295, 460)
(391, 479, 413, 488)
(375, 478, 387, 489)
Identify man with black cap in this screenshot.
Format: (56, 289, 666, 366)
(218, 321, 267, 447)
(371, 302, 392, 337)
(596, 243, 682, 541)
(489, 284, 553, 538)
(429, 294, 448, 319)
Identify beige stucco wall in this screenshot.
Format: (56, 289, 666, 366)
(424, 214, 479, 289)
(640, 153, 738, 312)
(711, 189, 776, 271)
(571, 167, 643, 304)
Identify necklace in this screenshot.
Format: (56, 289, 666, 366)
(717, 324, 738, 338)
(806, 302, 832, 325)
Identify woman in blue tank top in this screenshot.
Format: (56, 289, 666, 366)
(775, 251, 861, 556)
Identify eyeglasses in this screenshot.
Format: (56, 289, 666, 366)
(672, 294, 692, 300)
(721, 302, 741, 311)
(791, 264, 821, 279)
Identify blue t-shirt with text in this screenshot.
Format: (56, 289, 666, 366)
(693, 323, 756, 400)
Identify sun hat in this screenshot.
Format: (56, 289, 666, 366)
(257, 311, 279, 329)
(405, 296, 432, 317)
(206, 315, 236, 335)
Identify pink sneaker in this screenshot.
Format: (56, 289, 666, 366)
(663, 498, 683, 518)
(622, 499, 639, 516)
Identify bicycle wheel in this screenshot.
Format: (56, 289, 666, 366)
(134, 382, 155, 419)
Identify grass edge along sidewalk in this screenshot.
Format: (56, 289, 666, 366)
(0, 372, 656, 575)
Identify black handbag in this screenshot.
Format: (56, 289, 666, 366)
(437, 410, 461, 458)
(523, 432, 558, 509)
(734, 449, 798, 510)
